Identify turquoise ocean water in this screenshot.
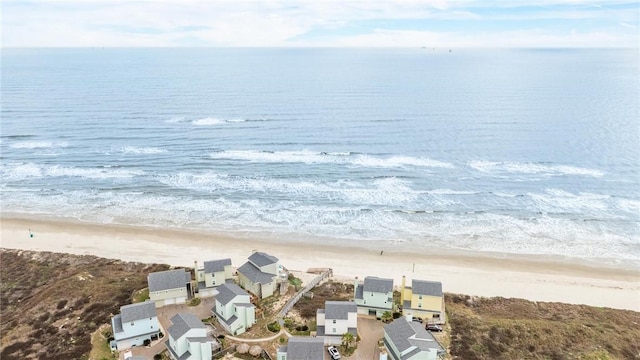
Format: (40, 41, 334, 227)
(1, 48, 638, 265)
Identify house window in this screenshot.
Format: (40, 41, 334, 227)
(433, 314, 440, 319)
(333, 328, 336, 333)
(419, 295, 422, 300)
(131, 322, 134, 326)
(332, 320, 336, 324)
(371, 293, 373, 297)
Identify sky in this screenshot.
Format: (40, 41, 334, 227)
(2, 0, 638, 47)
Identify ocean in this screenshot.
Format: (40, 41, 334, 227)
(1, 48, 638, 266)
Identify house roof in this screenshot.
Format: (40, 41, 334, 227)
(324, 301, 357, 320)
(363, 276, 393, 293)
(355, 284, 364, 300)
(168, 313, 205, 340)
(237, 262, 276, 284)
(384, 318, 444, 357)
(285, 336, 325, 360)
(204, 258, 232, 273)
(411, 279, 442, 297)
(121, 301, 157, 323)
(248, 251, 278, 267)
(216, 283, 250, 306)
(111, 314, 124, 334)
(148, 269, 190, 292)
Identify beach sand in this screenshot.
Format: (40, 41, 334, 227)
(1, 215, 639, 311)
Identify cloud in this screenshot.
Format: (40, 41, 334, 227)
(2, 0, 638, 47)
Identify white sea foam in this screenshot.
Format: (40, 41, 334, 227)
(469, 160, 604, 178)
(10, 141, 69, 149)
(1, 162, 144, 180)
(191, 117, 262, 125)
(426, 189, 479, 195)
(617, 199, 640, 214)
(209, 150, 332, 164)
(165, 116, 185, 123)
(352, 155, 454, 169)
(528, 188, 609, 213)
(192, 117, 226, 126)
(119, 146, 167, 155)
(209, 150, 453, 169)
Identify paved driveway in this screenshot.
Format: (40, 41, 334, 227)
(349, 315, 385, 360)
(128, 298, 216, 359)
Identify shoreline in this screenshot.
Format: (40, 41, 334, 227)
(1, 214, 639, 311)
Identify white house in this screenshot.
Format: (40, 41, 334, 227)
(166, 313, 218, 360)
(383, 317, 445, 360)
(211, 283, 256, 335)
(237, 252, 285, 299)
(111, 301, 160, 350)
(148, 269, 192, 307)
(354, 276, 394, 317)
(277, 337, 325, 360)
(194, 258, 233, 297)
(316, 301, 358, 345)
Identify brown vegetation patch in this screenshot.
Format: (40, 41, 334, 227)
(292, 280, 354, 319)
(0, 249, 170, 360)
(446, 294, 640, 360)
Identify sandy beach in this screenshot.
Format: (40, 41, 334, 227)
(1, 215, 638, 311)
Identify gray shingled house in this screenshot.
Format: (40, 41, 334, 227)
(316, 300, 358, 345)
(166, 313, 218, 360)
(148, 268, 192, 307)
(354, 276, 394, 317)
(194, 258, 233, 297)
(277, 336, 325, 360)
(110, 301, 160, 350)
(237, 251, 285, 299)
(383, 317, 445, 360)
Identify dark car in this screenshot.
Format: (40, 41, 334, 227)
(426, 324, 443, 332)
(327, 345, 341, 360)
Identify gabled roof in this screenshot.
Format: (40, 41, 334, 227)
(363, 276, 393, 293)
(384, 318, 444, 357)
(237, 262, 276, 284)
(355, 284, 364, 300)
(121, 301, 157, 323)
(324, 301, 357, 320)
(412, 279, 442, 297)
(248, 251, 278, 267)
(285, 337, 325, 360)
(148, 269, 190, 292)
(216, 283, 250, 306)
(168, 313, 206, 340)
(204, 258, 232, 273)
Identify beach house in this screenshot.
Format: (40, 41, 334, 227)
(194, 258, 233, 297)
(277, 336, 325, 360)
(211, 283, 256, 335)
(401, 277, 445, 324)
(237, 251, 286, 299)
(383, 317, 445, 360)
(166, 313, 218, 360)
(354, 276, 394, 317)
(316, 300, 358, 345)
(148, 269, 192, 307)
(110, 301, 160, 350)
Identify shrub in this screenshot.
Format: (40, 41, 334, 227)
(267, 321, 281, 333)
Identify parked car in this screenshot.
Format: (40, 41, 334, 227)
(425, 324, 443, 332)
(411, 317, 423, 323)
(327, 345, 341, 360)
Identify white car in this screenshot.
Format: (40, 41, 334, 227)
(327, 345, 341, 360)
